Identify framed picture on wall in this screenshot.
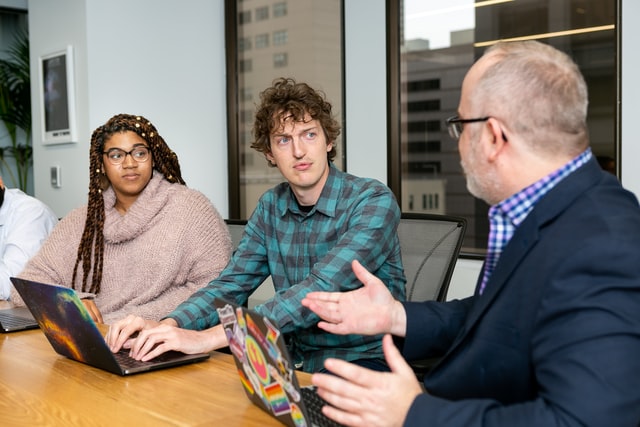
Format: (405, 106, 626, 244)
(39, 46, 77, 144)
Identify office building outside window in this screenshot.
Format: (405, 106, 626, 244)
(227, 0, 343, 219)
(391, 0, 616, 249)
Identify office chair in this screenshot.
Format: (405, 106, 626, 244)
(398, 213, 466, 302)
(224, 219, 248, 250)
(397, 212, 467, 377)
(219, 219, 251, 346)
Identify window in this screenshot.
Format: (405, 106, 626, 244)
(407, 122, 427, 133)
(408, 161, 441, 175)
(240, 109, 253, 124)
(408, 141, 440, 154)
(255, 6, 269, 21)
(239, 59, 252, 73)
(240, 87, 253, 102)
(407, 100, 440, 112)
(238, 37, 252, 52)
(406, 120, 440, 133)
(273, 2, 287, 18)
(273, 52, 288, 68)
(0, 9, 29, 191)
(408, 79, 440, 92)
(226, 0, 343, 219)
(273, 30, 288, 46)
(238, 10, 251, 25)
(390, 0, 617, 249)
(255, 33, 269, 49)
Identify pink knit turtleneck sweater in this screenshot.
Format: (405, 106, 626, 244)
(13, 172, 232, 324)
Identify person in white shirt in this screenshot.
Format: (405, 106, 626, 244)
(0, 176, 57, 299)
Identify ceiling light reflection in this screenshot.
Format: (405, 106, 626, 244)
(475, 24, 615, 47)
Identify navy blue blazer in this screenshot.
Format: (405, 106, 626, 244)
(401, 158, 640, 426)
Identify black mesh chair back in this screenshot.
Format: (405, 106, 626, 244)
(397, 213, 467, 378)
(225, 219, 248, 250)
(398, 213, 467, 303)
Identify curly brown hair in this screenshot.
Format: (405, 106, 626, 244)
(72, 114, 185, 294)
(251, 77, 340, 166)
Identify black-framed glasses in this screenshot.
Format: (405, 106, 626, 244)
(446, 115, 490, 140)
(103, 146, 151, 165)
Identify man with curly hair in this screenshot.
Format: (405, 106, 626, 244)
(107, 78, 406, 373)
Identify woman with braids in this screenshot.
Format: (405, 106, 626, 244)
(11, 114, 232, 324)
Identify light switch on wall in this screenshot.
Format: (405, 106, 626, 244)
(50, 166, 61, 188)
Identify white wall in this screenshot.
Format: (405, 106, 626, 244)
(447, 258, 480, 300)
(344, 0, 387, 182)
(28, 0, 228, 218)
(28, 0, 89, 217)
(621, 0, 640, 195)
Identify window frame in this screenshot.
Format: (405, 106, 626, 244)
(387, 0, 620, 253)
(225, 0, 346, 219)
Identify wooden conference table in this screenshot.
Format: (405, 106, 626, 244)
(0, 302, 312, 426)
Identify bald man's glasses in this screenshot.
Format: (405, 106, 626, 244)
(446, 116, 490, 140)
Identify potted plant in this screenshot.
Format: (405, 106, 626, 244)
(0, 29, 32, 192)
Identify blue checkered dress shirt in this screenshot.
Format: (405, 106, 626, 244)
(479, 148, 593, 295)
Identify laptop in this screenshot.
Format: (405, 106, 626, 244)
(0, 306, 38, 332)
(10, 277, 210, 375)
(214, 299, 343, 427)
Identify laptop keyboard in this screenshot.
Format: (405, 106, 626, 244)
(0, 312, 35, 329)
(113, 349, 184, 369)
(300, 386, 344, 427)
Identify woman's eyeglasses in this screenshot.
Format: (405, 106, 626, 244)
(103, 146, 151, 165)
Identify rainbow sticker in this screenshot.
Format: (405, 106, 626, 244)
(264, 381, 291, 416)
(290, 403, 308, 427)
(238, 368, 255, 394)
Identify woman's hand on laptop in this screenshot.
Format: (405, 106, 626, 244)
(126, 324, 226, 361)
(106, 316, 228, 361)
(105, 315, 164, 355)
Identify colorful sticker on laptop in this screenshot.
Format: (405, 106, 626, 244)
(270, 364, 300, 402)
(217, 303, 236, 326)
(238, 367, 255, 395)
(246, 313, 274, 362)
(246, 335, 270, 385)
(290, 403, 308, 427)
(265, 381, 292, 416)
(262, 316, 282, 361)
